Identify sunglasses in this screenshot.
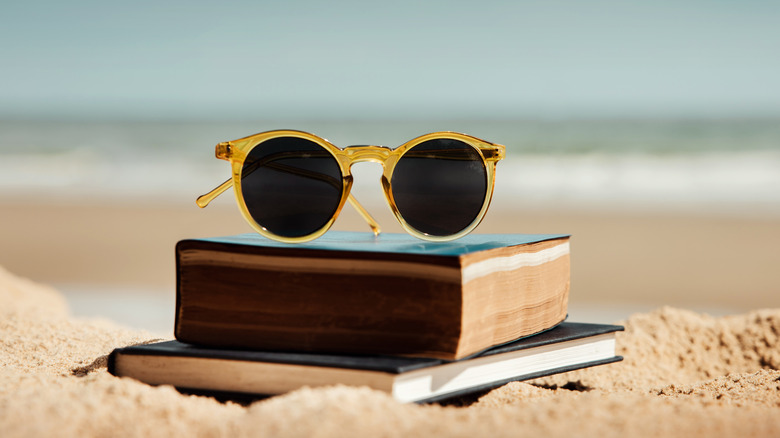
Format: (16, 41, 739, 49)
(197, 130, 505, 243)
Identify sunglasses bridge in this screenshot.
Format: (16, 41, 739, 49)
(333, 145, 395, 236)
(340, 145, 393, 164)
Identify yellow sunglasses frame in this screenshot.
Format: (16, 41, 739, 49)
(197, 130, 505, 243)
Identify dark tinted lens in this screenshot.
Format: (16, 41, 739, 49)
(391, 138, 487, 236)
(241, 137, 343, 238)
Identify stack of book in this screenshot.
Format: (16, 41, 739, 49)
(109, 231, 623, 403)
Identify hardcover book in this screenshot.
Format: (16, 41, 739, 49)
(110, 322, 622, 404)
(175, 231, 571, 360)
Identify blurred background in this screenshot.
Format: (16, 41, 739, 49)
(1, 0, 778, 334)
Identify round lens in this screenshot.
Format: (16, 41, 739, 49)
(390, 138, 487, 236)
(240, 136, 343, 238)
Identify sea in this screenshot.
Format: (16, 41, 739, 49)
(1, 117, 779, 216)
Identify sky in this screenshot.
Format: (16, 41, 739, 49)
(1, 0, 779, 119)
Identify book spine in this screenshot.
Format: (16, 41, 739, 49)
(174, 245, 465, 359)
(106, 349, 120, 377)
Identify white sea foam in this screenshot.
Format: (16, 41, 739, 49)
(3, 150, 778, 217)
(1, 120, 779, 215)
(492, 151, 780, 211)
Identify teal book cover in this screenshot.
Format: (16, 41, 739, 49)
(191, 231, 570, 257)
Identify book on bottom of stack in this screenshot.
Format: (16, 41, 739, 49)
(109, 322, 623, 403)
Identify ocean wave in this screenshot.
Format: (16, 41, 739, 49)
(3, 150, 778, 216)
(1, 119, 779, 214)
(493, 151, 780, 207)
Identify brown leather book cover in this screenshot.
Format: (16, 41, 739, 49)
(175, 231, 571, 359)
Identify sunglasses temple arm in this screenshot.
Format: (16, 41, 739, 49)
(196, 178, 233, 208)
(347, 194, 381, 236)
(197, 179, 379, 236)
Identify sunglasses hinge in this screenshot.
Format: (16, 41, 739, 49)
(483, 147, 505, 161)
(215, 142, 232, 160)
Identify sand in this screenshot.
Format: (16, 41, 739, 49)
(1, 265, 779, 437)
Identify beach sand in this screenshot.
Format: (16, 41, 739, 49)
(1, 265, 779, 437)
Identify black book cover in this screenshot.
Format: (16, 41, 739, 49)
(109, 322, 623, 403)
(110, 322, 623, 374)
